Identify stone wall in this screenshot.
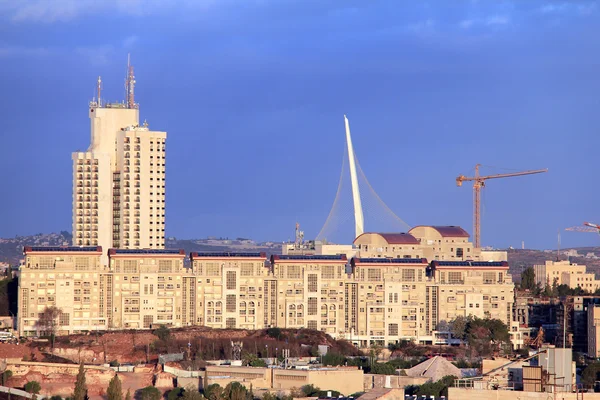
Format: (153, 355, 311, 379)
(448, 388, 594, 400)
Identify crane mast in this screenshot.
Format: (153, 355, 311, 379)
(456, 164, 548, 248)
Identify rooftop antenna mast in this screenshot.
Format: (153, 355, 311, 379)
(97, 76, 102, 107)
(125, 54, 136, 109)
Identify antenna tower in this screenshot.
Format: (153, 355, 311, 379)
(97, 76, 102, 107)
(125, 54, 136, 109)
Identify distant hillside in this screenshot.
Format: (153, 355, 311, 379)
(3, 233, 600, 282)
(0, 233, 282, 266)
(507, 248, 600, 282)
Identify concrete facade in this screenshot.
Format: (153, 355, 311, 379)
(533, 260, 598, 290)
(73, 97, 166, 265)
(203, 365, 364, 395)
(18, 232, 515, 347)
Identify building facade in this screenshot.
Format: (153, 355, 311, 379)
(533, 260, 591, 289)
(72, 73, 166, 264)
(354, 226, 507, 262)
(19, 245, 515, 347)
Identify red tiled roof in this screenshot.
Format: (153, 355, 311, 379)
(354, 232, 420, 245)
(409, 226, 470, 238)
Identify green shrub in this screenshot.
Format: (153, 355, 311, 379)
(24, 381, 41, 394)
(138, 386, 161, 400)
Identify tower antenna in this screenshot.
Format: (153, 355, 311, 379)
(125, 53, 136, 109)
(97, 76, 102, 107)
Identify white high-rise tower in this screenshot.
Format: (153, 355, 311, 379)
(344, 115, 364, 238)
(72, 60, 167, 264)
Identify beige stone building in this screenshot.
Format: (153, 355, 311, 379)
(354, 226, 507, 262)
(427, 261, 514, 330)
(189, 252, 269, 330)
(203, 365, 364, 395)
(73, 75, 166, 265)
(108, 248, 185, 329)
(18, 246, 108, 337)
(534, 260, 599, 290)
(347, 258, 429, 347)
(18, 241, 515, 348)
(270, 255, 348, 335)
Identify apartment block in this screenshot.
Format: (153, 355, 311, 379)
(189, 252, 269, 330)
(354, 226, 507, 262)
(270, 254, 348, 335)
(18, 243, 515, 348)
(348, 258, 429, 347)
(533, 260, 588, 289)
(18, 246, 107, 337)
(108, 249, 185, 329)
(73, 72, 167, 265)
(428, 261, 513, 327)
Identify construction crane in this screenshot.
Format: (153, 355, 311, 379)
(566, 221, 600, 235)
(456, 164, 548, 248)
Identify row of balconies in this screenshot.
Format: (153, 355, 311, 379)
(77, 174, 99, 180)
(76, 204, 98, 210)
(76, 168, 99, 175)
(76, 189, 98, 195)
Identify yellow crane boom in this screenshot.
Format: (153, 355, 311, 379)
(456, 164, 548, 248)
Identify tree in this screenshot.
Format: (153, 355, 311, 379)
(450, 316, 468, 342)
(125, 389, 132, 400)
(24, 381, 41, 394)
(182, 386, 204, 400)
(168, 388, 184, 400)
(50, 396, 63, 400)
(224, 382, 248, 400)
(154, 325, 171, 341)
(266, 327, 281, 339)
(107, 374, 123, 400)
(36, 306, 62, 348)
(301, 385, 320, 397)
(520, 267, 536, 291)
(204, 384, 223, 400)
(139, 386, 161, 400)
(370, 363, 397, 375)
(73, 363, 87, 400)
(321, 352, 345, 366)
(2, 369, 13, 385)
(583, 362, 600, 388)
(242, 353, 266, 367)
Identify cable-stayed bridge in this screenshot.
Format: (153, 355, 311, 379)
(316, 116, 411, 244)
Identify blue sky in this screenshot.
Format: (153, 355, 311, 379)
(0, 0, 599, 249)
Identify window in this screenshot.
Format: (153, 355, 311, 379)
(402, 269, 415, 282)
(308, 298, 318, 315)
(307, 321, 317, 330)
(59, 313, 70, 326)
(388, 323, 398, 336)
(308, 274, 318, 293)
(143, 315, 153, 328)
(287, 265, 301, 279)
(322, 266, 335, 279)
(448, 272, 463, 284)
(367, 268, 382, 281)
(226, 271, 237, 290)
(483, 272, 495, 284)
(241, 263, 254, 277)
(206, 263, 220, 276)
(226, 295, 236, 312)
(226, 318, 236, 328)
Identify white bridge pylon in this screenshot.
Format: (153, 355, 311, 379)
(316, 115, 411, 243)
